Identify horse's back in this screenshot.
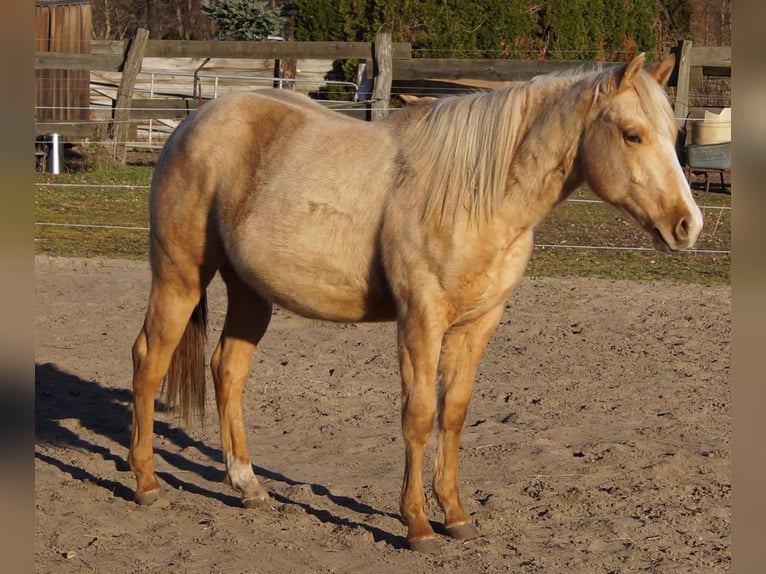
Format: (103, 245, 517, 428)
(150, 89, 401, 322)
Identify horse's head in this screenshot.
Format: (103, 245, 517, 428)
(580, 54, 703, 252)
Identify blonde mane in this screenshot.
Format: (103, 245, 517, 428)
(401, 85, 531, 226)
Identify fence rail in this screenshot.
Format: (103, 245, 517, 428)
(34, 33, 731, 156)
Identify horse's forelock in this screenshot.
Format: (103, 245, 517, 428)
(632, 70, 678, 137)
(593, 63, 677, 137)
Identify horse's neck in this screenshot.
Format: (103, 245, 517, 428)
(500, 78, 593, 231)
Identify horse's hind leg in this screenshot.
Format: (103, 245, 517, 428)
(433, 304, 505, 541)
(129, 262, 215, 505)
(210, 264, 273, 509)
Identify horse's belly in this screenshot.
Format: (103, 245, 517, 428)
(269, 271, 395, 322)
(227, 207, 395, 323)
(245, 258, 395, 322)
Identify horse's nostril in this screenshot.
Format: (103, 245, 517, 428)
(678, 218, 689, 239)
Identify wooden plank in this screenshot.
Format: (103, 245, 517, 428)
(35, 121, 102, 138)
(393, 58, 617, 82)
(141, 40, 411, 61)
(94, 39, 411, 59)
(43, 41, 411, 73)
(113, 29, 149, 163)
(38, 43, 731, 79)
(36, 52, 123, 71)
(674, 40, 693, 125)
(690, 46, 731, 69)
(90, 39, 128, 56)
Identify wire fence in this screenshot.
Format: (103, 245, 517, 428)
(33, 106, 731, 161)
(33, 181, 731, 256)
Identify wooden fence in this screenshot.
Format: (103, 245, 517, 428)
(35, 0, 91, 124)
(34, 32, 730, 162)
(35, 33, 412, 142)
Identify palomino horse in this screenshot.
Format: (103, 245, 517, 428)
(129, 53, 702, 552)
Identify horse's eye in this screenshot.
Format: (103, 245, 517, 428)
(623, 131, 642, 144)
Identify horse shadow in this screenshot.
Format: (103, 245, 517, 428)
(34, 362, 408, 548)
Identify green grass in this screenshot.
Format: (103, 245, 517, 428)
(35, 163, 730, 284)
(527, 188, 730, 284)
(35, 163, 153, 259)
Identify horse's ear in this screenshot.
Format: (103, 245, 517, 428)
(646, 53, 676, 87)
(617, 53, 647, 91)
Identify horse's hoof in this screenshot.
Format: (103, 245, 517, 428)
(135, 489, 160, 506)
(242, 496, 273, 511)
(408, 537, 440, 554)
(445, 521, 480, 541)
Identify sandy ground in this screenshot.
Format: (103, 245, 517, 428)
(35, 255, 730, 573)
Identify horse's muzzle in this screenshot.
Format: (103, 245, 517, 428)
(653, 207, 704, 252)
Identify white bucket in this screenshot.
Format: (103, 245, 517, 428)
(691, 108, 731, 145)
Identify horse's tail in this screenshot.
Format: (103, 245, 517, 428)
(164, 293, 208, 425)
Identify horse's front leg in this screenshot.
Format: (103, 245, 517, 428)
(397, 306, 448, 553)
(433, 304, 505, 540)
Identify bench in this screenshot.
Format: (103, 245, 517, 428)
(683, 166, 730, 193)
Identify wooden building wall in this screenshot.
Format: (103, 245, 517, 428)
(35, 0, 91, 124)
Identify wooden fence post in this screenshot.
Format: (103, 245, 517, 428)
(673, 39, 693, 127)
(113, 28, 149, 163)
(370, 32, 393, 121)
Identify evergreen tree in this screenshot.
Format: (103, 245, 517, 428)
(292, 0, 661, 60)
(201, 0, 283, 40)
(291, 0, 665, 98)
